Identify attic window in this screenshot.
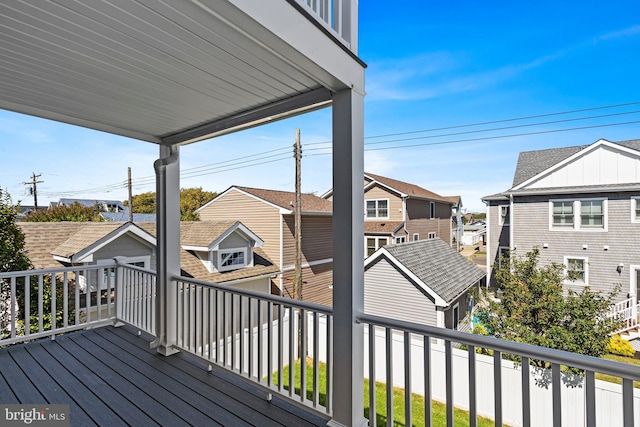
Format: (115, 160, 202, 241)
(219, 248, 247, 272)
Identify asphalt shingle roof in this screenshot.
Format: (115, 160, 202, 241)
(382, 239, 485, 303)
(235, 186, 332, 213)
(364, 221, 404, 234)
(365, 172, 452, 204)
(512, 139, 640, 187)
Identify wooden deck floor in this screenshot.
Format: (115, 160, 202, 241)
(0, 326, 329, 426)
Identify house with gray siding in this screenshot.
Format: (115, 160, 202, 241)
(483, 138, 640, 308)
(364, 238, 485, 330)
(323, 173, 454, 256)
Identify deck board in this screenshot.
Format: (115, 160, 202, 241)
(0, 326, 330, 427)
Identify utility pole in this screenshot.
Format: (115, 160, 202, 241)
(293, 129, 302, 301)
(23, 172, 43, 210)
(128, 167, 134, 222)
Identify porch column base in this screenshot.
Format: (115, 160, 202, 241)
(327, 418, 369, 427)
(153, 344, 180, 356)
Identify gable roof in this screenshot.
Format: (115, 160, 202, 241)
(180, 221, 263, 250)
(365, 239, 485, 307)
(364, 173, 452, 204)
(199, 186, 332, 214)
(511, 139, 640, 188)
(364, 221, 405, 235)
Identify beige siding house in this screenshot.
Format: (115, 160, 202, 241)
(324, 173, 455, 256)
(197, 186, 334, 306)
(483, 138, 640, 306)
(364, 239, 485, 329)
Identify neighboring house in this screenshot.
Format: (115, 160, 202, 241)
(19, 221, 277, 293)
(461, 221, 486, 246)
(482, 138, 640, 305)
(446, 195, 464, 251)
(196, 186, 333, 305)
(323, 172, 454, 256)
(364, 238, 485, 330)
(101, 209, 157, 222)
(56, 198, 126, 212)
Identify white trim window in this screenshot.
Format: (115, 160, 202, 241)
(498, 246, 510, 269)
(218, 248, 247, 272)
(564, 256, 588, 284)
(413, 233, 419, 241)
(550, 198, 607, 231)
(366, 199, 389, 219)
(499, 205, 510, 226)
(632, 197, 640, 223)
(366, 237, 387, 257)
(452, 303, 460, 330)
(430, 202, 436, 219)
(394, 236, 406, 244)
(428, 232, 436, 239)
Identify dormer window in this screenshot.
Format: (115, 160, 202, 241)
(218, 248, 247, 272)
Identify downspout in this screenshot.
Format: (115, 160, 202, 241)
(509, 193, 514, 254)
(151, 146, 179, 350)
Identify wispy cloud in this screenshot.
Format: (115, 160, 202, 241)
(596, 25, 640, 41)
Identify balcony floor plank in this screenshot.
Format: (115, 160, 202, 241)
(0, 326, 329, 427)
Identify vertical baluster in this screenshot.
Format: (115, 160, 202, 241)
(63, 272, 68, 329)
(201, 285, 206, 358)
(623, 378, 634, 427)
(300, 308, 307, 403)
(10, 277, 16, 338)
(326, 314, 332, 415)
(195, 285, 202, 356)
(313, 312, 320, 409)
(404, 331, 412, 426)
(84, 269, 90, 323)
(38, 274, 44, 332)
(522, 356, 531, 427)
(51, 273, 56, 333)
(469, 345, 477, 427)
(289, 306, 295, 398)
(424, 336, 432, 427)
(25, 275, 31, 335)
(278, 303, 283, 392)
(552, 363, 561, 427)
(385, 327, 393, 426)
(248, 297, 253, 378)
(214, 289, 219, 363)
(231, 293, 236, 370)
(494, 350, 503, 427)
(368, 324, 376, 427)
(267, 301, 273, 387)
(445, 340, 453, 427)
(96, 268, 102, 322)
(74, 270, 80, 325)
(222, 290, 228, 367)
(239, 294, 245, 374)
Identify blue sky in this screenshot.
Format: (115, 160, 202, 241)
(1, 1, 639, 212)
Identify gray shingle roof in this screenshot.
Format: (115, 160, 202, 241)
(382, 239, 485, 303)
(512, 139, 640, 187)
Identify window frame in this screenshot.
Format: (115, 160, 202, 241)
(365, 198, 389, 219)
(218, 247, 248, 272)
(549, 198, 607, 232)
(427, 232, 436, 239)
(564, 256, 588, 285)
(413, 233, 419, 241)
(365, 236, 388, 257)
(430, 202, 436, 219)
(632, 197, 640, 223)
(394, 236, 406, 244)
(499, 205, 510, 226)
(452, 303, 460, 330)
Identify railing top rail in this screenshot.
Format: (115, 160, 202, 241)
(115, 261, 157, 275)
(173, 274, 333, 315)
(0, 262, 118, 279)
(358, 312, 640, 380)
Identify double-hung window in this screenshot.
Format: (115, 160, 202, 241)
(366, 199, 388, 219)
(366, 237, 387, 257)
(565, 257, 587, 284)
(550, 198, 606, 231)
(499, 205, 509, 225)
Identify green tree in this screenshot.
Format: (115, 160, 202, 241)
(22, 202, 104, 222)
(125, 187, 217, 221)
(476, 248, 620, 362)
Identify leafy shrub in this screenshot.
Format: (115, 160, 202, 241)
(606, 334, 635, 357)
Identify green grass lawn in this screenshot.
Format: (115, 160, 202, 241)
(597, 354, 640, 388)
(273, 358, 496, 427)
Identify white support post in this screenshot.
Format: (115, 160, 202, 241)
(152, 144, 181, 356)
(329, 88, 366, 427)
(113, 256, 125, 326)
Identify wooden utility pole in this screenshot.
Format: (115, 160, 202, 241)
(23, 172, 43, 210)
(293, 129, 302, 300)
(127, 167, 134, 222)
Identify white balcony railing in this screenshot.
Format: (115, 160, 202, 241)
(295, 0, 356, 50)
(608, 297, 640, 334)
(3, 264, 640, 426)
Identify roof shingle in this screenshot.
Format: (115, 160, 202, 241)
(365, 173, 452, 204)
(235, 186, 332, 213)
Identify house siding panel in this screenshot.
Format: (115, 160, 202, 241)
(282, 215, 332, 267)
(282, 262, 333, 306)
(364, 258, 437, 326)
(92, 234, 156, 269)
(511, 192, 640, 300)
(487, 201, 510, 287)
(364, 185, 403, 221)
(405, 199, 452, 246)
(198, 189, 282, 266)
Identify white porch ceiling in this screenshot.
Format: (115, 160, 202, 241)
(0, 0, 363, 144)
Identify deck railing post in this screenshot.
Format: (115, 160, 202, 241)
(114, 257, 125, 325)
(329, 87, 366, 427)
(152, 144, 181, 356)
